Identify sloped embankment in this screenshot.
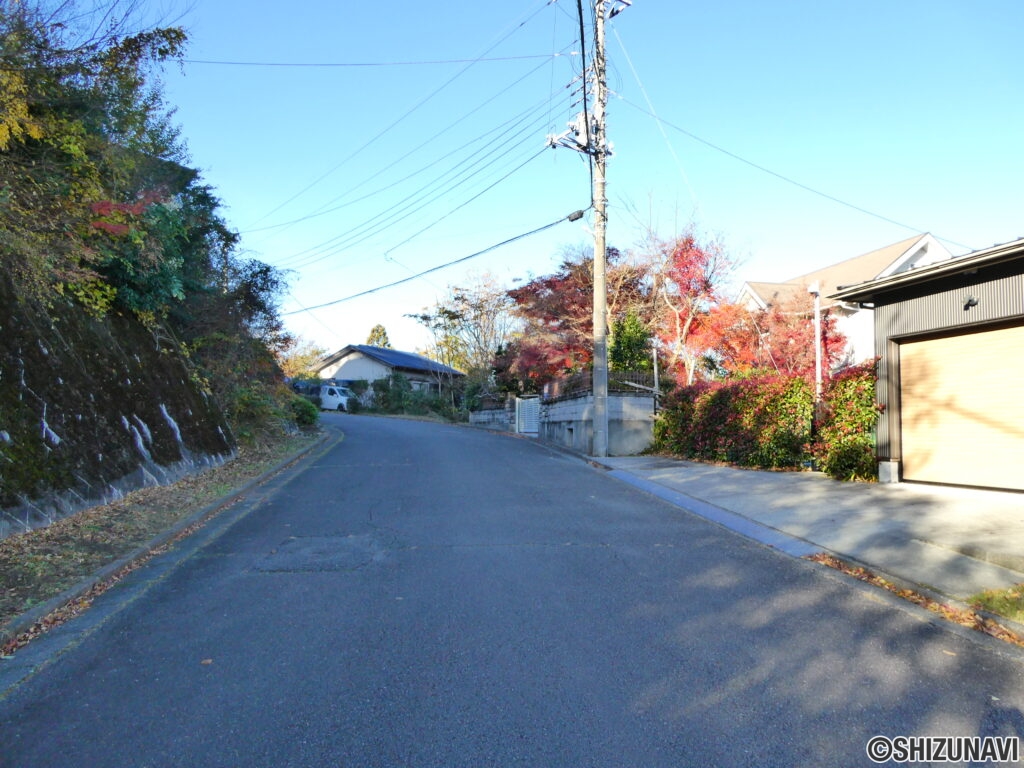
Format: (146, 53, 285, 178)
(0, 277, 235, 538)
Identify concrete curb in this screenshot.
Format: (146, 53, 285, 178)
(587, 455, 1024, 656)
(1, 429, 334, 650)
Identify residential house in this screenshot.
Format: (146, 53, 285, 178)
(738, 234, 953, 366)
(831, 237, 1024, 491)
(315, 345, 464, 395)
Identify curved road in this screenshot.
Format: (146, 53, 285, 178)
(3, 414, 1024, 766)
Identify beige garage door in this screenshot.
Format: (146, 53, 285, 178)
(900, 325, 1024, 490)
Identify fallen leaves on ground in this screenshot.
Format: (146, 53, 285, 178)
(807, 552, 1024, 648)
(0, 432, 319, 656)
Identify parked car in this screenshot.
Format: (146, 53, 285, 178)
(319, 384, 355, 412)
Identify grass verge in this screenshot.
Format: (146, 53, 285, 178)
(808, 552, 1024, 649)
(970, 584, 1024, 625)
(0, 431, 321, 655)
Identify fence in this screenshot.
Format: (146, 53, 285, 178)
(542, 370, 657, 403)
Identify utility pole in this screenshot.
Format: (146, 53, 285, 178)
(546, 1, 629, 457)
(591, 0, 610, 458)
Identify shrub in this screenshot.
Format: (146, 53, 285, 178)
(654, 364, 880, 481)
(225, 381, 323, 442)
(288, 394, 320, 427)
(372, 374, 412, 412)
(654, 375, 813, 470)
(813, 360, 879, 481)
(226, 383, 280, 442)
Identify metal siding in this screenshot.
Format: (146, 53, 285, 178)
(873, 268, 1024, 462)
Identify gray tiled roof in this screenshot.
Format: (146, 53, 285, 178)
(350, 345, 464, 376)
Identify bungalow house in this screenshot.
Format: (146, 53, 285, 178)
(737, 234, 953, 366)
(831, 237, 1024, 491)
(315, 344, 464, 395)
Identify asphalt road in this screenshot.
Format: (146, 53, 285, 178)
(3, 415, 1024, 767)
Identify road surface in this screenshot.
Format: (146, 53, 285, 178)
(2, 415, 1024, 767)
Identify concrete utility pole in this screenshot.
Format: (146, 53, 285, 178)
(546, 1, 629, 457)
(591, 0, 610, 458)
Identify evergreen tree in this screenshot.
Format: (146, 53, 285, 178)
(367, 324, 391, 348)
(610, 310, 653, 371)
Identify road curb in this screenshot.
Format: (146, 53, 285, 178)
(1, 429, 335, 651)
(590, 456, 1024, 657)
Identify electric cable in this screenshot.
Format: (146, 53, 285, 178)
(287, 141, 553, 273)
(283, 208, 587, 315)
(246, 1, 560, 228)
(610, 23, 697, 209)
(372, 146, 552, 263)
(574, 0, 594, 203)
(278, 110, 562, 269)
(617, 96, 974, 251)
(182, 54, 563, 67)
(247, 60, 576, 240)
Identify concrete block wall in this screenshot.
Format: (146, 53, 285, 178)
(539, 393, 655, 456)
(469, 408, 512, 431)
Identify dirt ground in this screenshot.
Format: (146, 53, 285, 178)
(0, 431, 320, 653)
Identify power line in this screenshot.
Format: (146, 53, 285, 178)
(283, 209, 586, 315)
(617, 95, 974, 251)
(574, 0, 594, 205)
(183, 54, 567, 67)
(277, 118, 558, 270)
(285, 141, 552, 274)
(372, 147, 552, 263)
(285, 291, 341, 344)
(247, 1, 561, 228)
(245, 60, 575, 238)
(610, 24, 696, 209)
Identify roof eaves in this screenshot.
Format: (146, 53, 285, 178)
(830, 237, 1024, 302)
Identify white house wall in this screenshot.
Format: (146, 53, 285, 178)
(319, 352, 390, 382)
(834, 308, 876, 365)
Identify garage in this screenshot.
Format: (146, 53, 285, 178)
(899, 324, 1024, 490)
(830, 237, 1024, 491)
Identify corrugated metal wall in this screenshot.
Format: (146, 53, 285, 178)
(874, 261, 1024, 459)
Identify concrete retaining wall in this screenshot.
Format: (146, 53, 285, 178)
(539, 393, 654, 456)
(469, 408, 512, 431)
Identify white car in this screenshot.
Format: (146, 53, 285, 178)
(320, 385, 355, 412)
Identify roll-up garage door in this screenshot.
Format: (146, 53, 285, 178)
(899, 324, 1024, 490)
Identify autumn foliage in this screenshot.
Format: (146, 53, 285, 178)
(654, 375, 814, 469)
(653, 363, 881, 479)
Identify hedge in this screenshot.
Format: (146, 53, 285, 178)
(654, 375, 813, 469)
(811, 360, 879, 481)
(654, 362, 880, 480)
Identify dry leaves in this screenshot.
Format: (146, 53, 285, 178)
(0, 432, 318, 656)
(807, 552, 1024, 648)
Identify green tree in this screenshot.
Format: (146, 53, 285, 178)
(367, 324, 391, 348)
(409, 274, 517, 408)
(0, 1, 189, 299)
(276, 337, 328, 380)
(0, 0, 299, 442)
(610, 310, 653, 371)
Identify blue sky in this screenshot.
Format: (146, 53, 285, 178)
(161, 1, 1024, 354)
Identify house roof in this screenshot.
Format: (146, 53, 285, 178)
(741, 234, 947, 309)
(741, 281, 804, 310)
(318, 344, 465, 377)
(830, 237, 1024, 303)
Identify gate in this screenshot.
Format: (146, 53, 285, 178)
(515, 396, 540, 435)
